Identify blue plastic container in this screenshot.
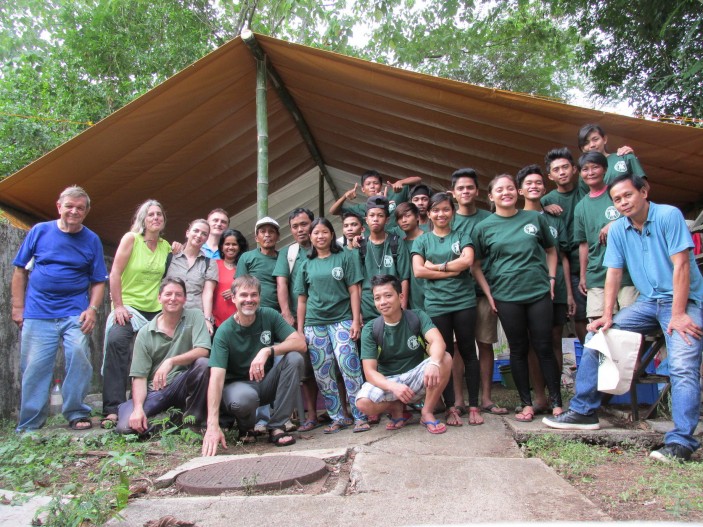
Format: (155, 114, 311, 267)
(608, 383, 659, 405)
(493, 359, 510, 382)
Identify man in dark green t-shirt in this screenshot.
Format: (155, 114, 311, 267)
(235, 217, 280, 310)
(202, 276, 306, 455)
(116, 277, 211, 435)
(356, 275, 452, 435)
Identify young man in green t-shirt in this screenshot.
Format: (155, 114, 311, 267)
(409, 183, 432, 231)
(395, 202, 426, 311)
(116, 278, 211, 435)
(202, 276, 307, 454)
(356, 275, 452, 434)
(329, 169, 422, 230)
(573, 152, 638, 320)
(358, 195, 411, 320)
(541, 147, 588, 343)
(449, 169, 506, 415)
(235, 217, 280, 310)
(577, 123, 646, 185)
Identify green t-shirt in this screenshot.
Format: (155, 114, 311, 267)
(403, 237, 425, 311)
(341, 186, 410, 230)
(573, 191, 633, 289)
(235, 248, 279, 310)
(272, 242, 310, 316)
(359, 235, 411, 319)
(130, 308, 211, 390)
(209, 307, 295, 382)
(577, 153, 647, 194)
(294, 250, 363, 325)
(452, 209, 491, 236)
(473, 210, 555, 303)
(410, 229, 476, 316)
(360, 309, 436, 376)
(120, 234, 171, 313)
(541, 186, 586, 275)
(542, 212, 569, 305)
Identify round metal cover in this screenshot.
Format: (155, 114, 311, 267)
(175, 456, 327, 495)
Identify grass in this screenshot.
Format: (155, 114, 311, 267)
(0, 410, 240, 526)
(522, 433, 703, 519)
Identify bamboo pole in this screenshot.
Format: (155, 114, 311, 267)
(256, 54, 268, 219)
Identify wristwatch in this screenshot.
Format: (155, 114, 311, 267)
(205, 316, 215, 323)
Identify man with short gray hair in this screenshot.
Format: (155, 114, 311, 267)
(11, 186, 108, 432)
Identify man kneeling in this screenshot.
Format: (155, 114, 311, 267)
(116, 278, 211, 435)
(356, 275, 452, 434)
(202, 275, 307, 455)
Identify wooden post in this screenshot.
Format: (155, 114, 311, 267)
(256, 54, 268, 219)
(319, 169, 325, 217)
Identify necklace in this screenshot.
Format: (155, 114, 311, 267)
(369, 239, 388, 271)
(223, 260, 236, 269)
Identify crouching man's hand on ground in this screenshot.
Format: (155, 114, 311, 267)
(202, 425, 227, 457)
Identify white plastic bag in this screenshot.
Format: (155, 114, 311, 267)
(587, 328, 642, 395)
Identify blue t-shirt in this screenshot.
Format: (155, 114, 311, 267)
(604, 202, 703, 301)
(13, 221, 108, 318)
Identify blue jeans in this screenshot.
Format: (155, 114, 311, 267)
(570, 298, 703, 451)
(18, 317, 93, 431)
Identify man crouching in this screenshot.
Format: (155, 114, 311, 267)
(202, 275, 306, 455)
(356, 275, 452, 434)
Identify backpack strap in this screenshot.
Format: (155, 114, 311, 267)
(287, 243, 300, 273)
(163, 252, 173, 278)
(371, 309, 424, 358)
(389, 233, 400, 262)
(358, 237, 368, 266)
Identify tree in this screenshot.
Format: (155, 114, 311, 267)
(554, 0, 703, 121)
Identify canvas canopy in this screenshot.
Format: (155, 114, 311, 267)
(1, 33, 702, 249)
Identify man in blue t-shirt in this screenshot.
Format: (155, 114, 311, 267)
(12, 186, 108, 432)
(544, 174, 703, 463)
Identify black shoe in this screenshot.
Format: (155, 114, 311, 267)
(542, 410, 600, 430)
(649, 444, 693, 463)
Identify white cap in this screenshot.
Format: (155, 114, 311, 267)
(255, 216, 280, 232)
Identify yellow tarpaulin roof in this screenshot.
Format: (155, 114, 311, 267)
(1, 33, 702, 248)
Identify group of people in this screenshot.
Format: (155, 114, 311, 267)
(11, 123, 702, 463)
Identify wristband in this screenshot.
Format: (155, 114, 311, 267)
(89, 305, 99, 312)
(428, 359, 441, 368)
(548, 276, 556, 280)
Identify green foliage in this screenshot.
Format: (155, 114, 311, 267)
(522, 433, 608, 481)
(553, 0, 703, 120)
(39, 484, 122, 527)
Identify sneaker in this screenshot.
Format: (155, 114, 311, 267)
(542, 410, 600, 430)
(649, 444, 693, 463)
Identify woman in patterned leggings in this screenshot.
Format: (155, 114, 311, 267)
(295, 218, 370, 433)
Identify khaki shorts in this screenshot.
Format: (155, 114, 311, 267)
(586, 286, 639, 319)
(475, 296, 498, 344)
(356, 358, 429, 403)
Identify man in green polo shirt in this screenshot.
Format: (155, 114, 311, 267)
(235, 216, 280, 310)
(115, 277, 211, 435)
(356, 275, 452, 434)
(201, 275, 306, 454)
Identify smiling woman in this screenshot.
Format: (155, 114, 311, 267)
(101, 199, 172, 428)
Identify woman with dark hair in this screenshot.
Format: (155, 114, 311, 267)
(101, 199, 171, 428)
(472, 174, 563, 422)
(294, 218, 369, 433)
(212, 229, 248, 328)
(411, 192, 482, 426)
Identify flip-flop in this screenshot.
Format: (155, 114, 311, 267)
(323, 421, 349, 434)
(269, 429, 296, 447)
(385, 416, 409, 430)
(367, 414, 380, 425)
(353, 421, 371, 433)
(100, 415, 117, 429)
(69, 418, 93, 431)
(468, 408, 484, 426)
(298, 419, 321, 432)
(480, 404, 509, 415)
(420, 419, 447, 435)
(445, 407, 464, 427)
(515, 409, 535, 423)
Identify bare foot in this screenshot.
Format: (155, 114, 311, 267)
(468, 407, 484, 425)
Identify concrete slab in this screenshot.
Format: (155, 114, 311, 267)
(0, 490, 52, 527)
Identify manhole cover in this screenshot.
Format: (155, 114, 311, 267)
(175, 456, 328, 495)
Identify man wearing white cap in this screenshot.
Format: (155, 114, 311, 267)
(235, 216, 280, 310)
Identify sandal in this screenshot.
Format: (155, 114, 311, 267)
(367, 414, 380, 425)
(240, 431, 257, 444)
(269, 428, 296, 447)
(323, 421, 349, 434)
(445, 406, 464, 427)
(100, 414, 117, 429)
(353, 420, 371, 433)
(480, 404, 509, 415)
(298, 419, 321, 432)
(515, 407, 535, 423)
(468, 407, 484, 426)
(386, 416, 409, 430)
(69, 417, 93, 430)
(421, 419, 447, 435)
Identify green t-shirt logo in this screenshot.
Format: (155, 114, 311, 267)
(407, 336, 420, 350)
(549, 226, 558, 239)
(614, 160, 628, 173)
(389, 201, 397, 212)
(383, 255, 393, 268)
(451, 241, 460, 255)
(523, 224, 538, 236)
(605, 206, 620, 221)
(332, 267, 344, 280)
(260, 331, 272, 345)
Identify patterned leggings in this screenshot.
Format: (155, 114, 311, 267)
(304, 320, 366, 422)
